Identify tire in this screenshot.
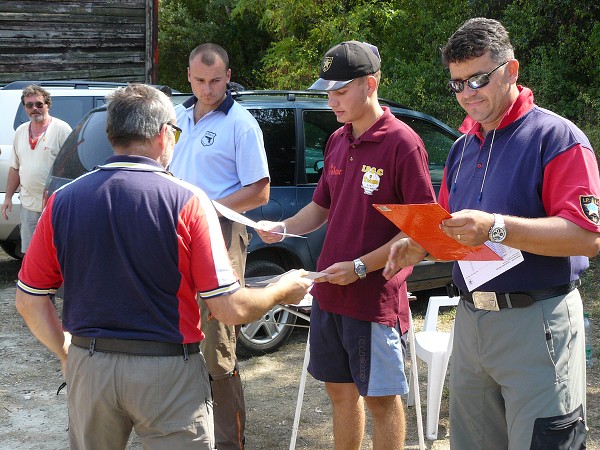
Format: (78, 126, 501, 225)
(0, 240, 23, 260)
(237, 260, 297, 357)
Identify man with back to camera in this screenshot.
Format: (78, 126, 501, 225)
(2, 85, 72, 254)
(168, 43, 270, 450)
(15, 83, 312, 449)
(257, 41, 437, 449)
(384, 18, 600, 449)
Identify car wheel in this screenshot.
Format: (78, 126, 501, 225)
(0, 240, 23, 260)
(237, 260, 297, 357)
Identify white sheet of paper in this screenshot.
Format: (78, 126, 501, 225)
(252, 270, 327, 285)
(212, 200, 307, 239)
(458, 242, 524, 291)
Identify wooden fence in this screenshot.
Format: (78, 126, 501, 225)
(0, 0, 157, 84)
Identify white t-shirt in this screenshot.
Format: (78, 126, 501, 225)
(11, 117, 72, 211)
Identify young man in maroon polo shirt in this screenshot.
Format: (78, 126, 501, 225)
(257, 41, 436, 449)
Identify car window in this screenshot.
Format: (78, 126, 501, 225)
(301, 111, 455, 185)
(248, 108, 296, 187)
(14, 97, 97, 130)
(51, 109, 113, 179)
(302, 110, 339, 183)
(397, 116, 456, 184)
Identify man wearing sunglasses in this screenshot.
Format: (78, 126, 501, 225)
(385, 18, 599, 449)
(2, 85, 71, 254)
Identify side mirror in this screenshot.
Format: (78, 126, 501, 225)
(314, 160, 324, 175)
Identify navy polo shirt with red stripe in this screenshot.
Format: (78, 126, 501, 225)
(18, 155, 240, 344)
(439, 86, 600, 293)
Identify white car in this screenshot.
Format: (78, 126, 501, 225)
(0, 80, 128, 258)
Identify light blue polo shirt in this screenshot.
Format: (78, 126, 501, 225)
(170, 91, 269, 201)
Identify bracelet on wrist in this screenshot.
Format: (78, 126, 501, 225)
(278, 222, 286, 242)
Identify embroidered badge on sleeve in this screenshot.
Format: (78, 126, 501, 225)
(581, 195, 600, 224)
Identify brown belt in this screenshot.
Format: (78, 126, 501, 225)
(71, 336, 200, 357)
(461, 280, 579, 309)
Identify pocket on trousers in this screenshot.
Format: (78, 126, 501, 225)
(530, 404, 586, 450)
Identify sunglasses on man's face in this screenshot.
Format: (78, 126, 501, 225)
(166, 122, 182, 143)
(447, 61, 508, 94)
(24, 101, 46, 109)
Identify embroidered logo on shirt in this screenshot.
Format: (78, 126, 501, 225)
(581, 195, 599, 224)
(361, 165, 383, 195)
(328, 164, 342, 176)
(201, 131, 216, 147)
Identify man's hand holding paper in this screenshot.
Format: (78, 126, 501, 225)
(439, 208, 496, 247)
(255, 220, 287, 243)
(374, 203, 502, 261)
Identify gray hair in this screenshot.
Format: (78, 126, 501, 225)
(105, 84, 176, 149)
(21, 84, 52, 106)
(441, 18, 514, 66)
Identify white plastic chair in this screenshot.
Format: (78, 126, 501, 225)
(407, 309, 426, 450)
(407, 295, 460, 440)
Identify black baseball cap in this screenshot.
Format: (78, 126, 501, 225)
(308, 41, 381, 91)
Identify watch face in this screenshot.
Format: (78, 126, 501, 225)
(490, 227, 507, 242)
(354, 260, 367, 277)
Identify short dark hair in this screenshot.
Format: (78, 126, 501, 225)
(189, 43, 229, 70)
(441, 18, 514, 66)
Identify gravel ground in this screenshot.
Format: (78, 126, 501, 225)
(1, 249, 598, 449)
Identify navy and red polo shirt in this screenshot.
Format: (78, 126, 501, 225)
(439, 86, 600, 292)
(18, 155, 240, 343)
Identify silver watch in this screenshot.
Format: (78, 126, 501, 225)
(353, 258, 367, 279)
(488, 213, 507, 243)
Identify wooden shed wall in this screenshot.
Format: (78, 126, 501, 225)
(0, 0, 156, 84)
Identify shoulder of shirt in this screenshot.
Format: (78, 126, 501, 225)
(50, 117, 72, 130)
(15, 122, 29, 133)
(167, 175, 212, 202)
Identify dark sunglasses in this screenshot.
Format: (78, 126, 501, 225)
(448, 61, 508, 94)
(166, 122, 182, 143)
(24, 101, 46, 109)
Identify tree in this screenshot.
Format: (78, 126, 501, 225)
(157, 0, 599, 144)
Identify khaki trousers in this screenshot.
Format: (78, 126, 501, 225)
(200, 219, 249, 450)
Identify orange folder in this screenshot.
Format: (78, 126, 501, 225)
(373, 203, 502, 261)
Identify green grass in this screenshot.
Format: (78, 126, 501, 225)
(581, 256, 600, 318)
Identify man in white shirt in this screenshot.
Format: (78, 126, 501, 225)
(2, 85, 71, 253)
(169, 43, 270, 450)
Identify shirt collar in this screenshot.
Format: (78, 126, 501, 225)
(182, 90, 235, 115)
(458, 85, 535, 135)
(341, 106, 392, 144)
(98, 155, 170, 174)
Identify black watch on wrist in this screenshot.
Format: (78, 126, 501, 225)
(353, 258, 367, 279)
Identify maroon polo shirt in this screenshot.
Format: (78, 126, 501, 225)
(312, 107, 435, 331)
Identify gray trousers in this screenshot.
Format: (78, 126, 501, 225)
(66, 345, 215, 449)
(450, 289, 586, 449)
(20, 207, 41, 253)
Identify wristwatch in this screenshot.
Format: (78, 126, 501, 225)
(488, 213, 507, 243)
(353, 258, 367, 279)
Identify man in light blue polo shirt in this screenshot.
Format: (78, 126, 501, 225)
(169, 43, 270, 450)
